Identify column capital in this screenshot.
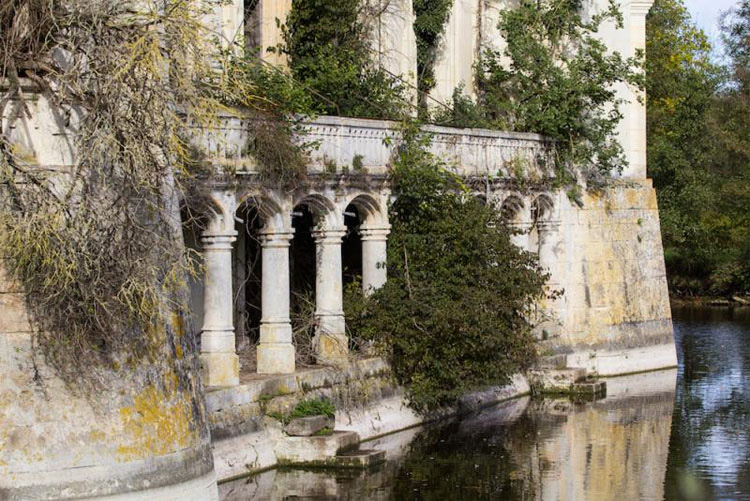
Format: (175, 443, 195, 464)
(627, 0, 654, 17)
(359, 226, 391, 241)
(312, 228, 347, 245)
(259, 230, 294, 248)
(509, 221, 533, 232)
(200, 231, 237, 249)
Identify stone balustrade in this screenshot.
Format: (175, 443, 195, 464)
(190, 114, 556, 179)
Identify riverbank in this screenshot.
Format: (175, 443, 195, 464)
(670, 295, 750, 307)
(208, 357, 532, 483)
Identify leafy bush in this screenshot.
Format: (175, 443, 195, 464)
(345, 126, 548, 413)
(289, 398, 336, 419)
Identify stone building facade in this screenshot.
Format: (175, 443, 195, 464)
(0, 0, 675, 499)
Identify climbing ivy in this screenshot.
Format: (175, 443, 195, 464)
(436, 0, 643, 183)
(280, 0, 407, 119)
(345, 124, 548, 413)
(413, 0, 454, 110)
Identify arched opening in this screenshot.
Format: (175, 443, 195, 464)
(529, 195, 554, 255)
(180, 204, 206, 344)
(342, 203, 363, 287)
(290, 202, 318, 365)
(233, 203, 264, 363)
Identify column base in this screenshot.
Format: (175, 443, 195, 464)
(257, 343, 296, 374)
(200, 352, 239, 388)
(314, 333, 349, 367)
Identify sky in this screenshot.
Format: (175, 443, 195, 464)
(684, 0, 739, 54)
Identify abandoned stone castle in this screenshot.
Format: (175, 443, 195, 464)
(1, 1, 676, 499)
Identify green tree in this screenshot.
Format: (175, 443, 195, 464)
(345, 128, 548, 412)
(475, 0, 642, 181)
(645, 0, 722, 293)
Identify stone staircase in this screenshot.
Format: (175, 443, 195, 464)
(528, 354, 607, 397)
(272, 416, 386, 469)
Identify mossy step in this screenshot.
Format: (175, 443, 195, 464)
(334, 449, 386, 468)
(570, 380, 607, 396)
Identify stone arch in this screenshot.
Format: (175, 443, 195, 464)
(531, 193, 555, 224)
(294, 193, 341, 229)
(344, 192, 386, 228)
(237, 192, 291, 232)
(501, 194, 526, 222)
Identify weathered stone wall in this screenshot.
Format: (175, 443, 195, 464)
(0, 262, 219, 500)
(538, 182, 677, 375)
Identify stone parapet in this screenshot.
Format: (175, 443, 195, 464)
(190, 114, 556, 179)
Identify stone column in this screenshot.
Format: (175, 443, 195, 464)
(537, 221, 561, 276)
(312, 228, 348, 366)
(257, 230, 296, 374)
(624, 0, 653, 180)
(200, 226, 239, 388)
(359, 226, 390, 295)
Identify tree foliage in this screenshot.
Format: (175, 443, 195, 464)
(413, 0, 453, 109)
(646, 0, 750, 296)
(345, 127, 547, 412)
(435, 0, 643, 182)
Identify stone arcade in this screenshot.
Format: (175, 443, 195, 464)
(0, 0, 676, 499)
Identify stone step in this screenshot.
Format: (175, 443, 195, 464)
(570, 380, 607, 396)
(536, 354, 568, 370)
(529, 367, 587, 393)
(274, 430, 360, 464)
(285, 415, 334, 437)
(334, 449, 387, 468)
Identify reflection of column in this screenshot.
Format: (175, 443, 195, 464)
(312, 228, 348, 366)
(200, 223, 239, 387)
(257, 230, 295, 374)
(359, 226, 390, 295)
(509, 222, 532, 251)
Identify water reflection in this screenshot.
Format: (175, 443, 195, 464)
(665, 306, 750, 501)
(220, 306, 750, 500)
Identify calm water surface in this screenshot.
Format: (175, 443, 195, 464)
(221, 306, 750, 500)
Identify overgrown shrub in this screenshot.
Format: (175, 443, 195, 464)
(345, 126, 548, 412)
(433, 0, 642, 182)
(413, 0, 454, 110)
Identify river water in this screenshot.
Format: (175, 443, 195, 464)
(220, 306, 750, 500)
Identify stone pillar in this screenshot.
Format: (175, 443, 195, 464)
(200, 223, 239, 388)
(359, 226, 390, 295)
(622, 0, 654, 180)
(312, 228, 348, 366)
(257, 230, 296, 374)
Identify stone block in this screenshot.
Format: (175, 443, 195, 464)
(200, 352, 239, 388)
(285, 415, 334, 437)
(256, 343, 295, 375)
(274, 431, 359, 464)
(334, 449, 386, 468)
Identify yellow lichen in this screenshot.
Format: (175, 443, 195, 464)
(116, 371, 198, 461)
